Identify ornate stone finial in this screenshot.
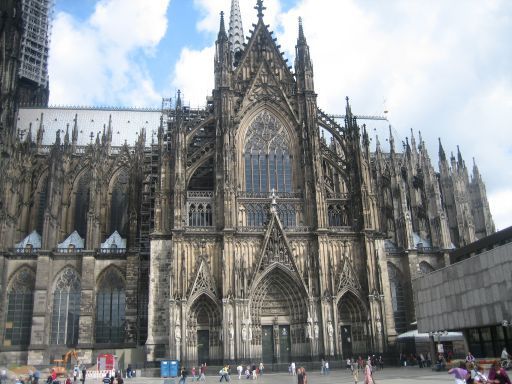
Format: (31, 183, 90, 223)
(270, 188, 277, 213)
(255, 0, 266, 19)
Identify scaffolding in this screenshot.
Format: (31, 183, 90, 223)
(19, 0, 54, 86)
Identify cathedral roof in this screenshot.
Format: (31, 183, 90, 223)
(15, 230, 41, 249)
(17, 106, 161, 147)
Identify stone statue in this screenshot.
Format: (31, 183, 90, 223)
(327, 321, 334, 337)
(242, 324, 247, 341)
(306, 322, 312, 339)
(314, 323, 319, 339)
(248, 324, 252, 341)
(175, 325, 181, 341)
(229, 322, 234, 340)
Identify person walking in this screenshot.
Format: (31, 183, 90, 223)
(219, 365, 230, 382)
(237, 364, 243, 380)
(259, 363, 264, 377)
(81, 367, 87, 384)
(364, 360, 374, 384)
(198, 364, 206, 382)
(178, 367, 188, 384)
(352, 364, 359, 384)
(297, 367, 307, 384)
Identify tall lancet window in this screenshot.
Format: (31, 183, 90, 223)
(96, 269, 126, 343)
(110, 168, 129, 237)
(4, 267, 35, 346)
(51, 268, 81, 346)
(244, 111, 292, 193)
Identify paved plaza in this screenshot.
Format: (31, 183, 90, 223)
(120, 368, 454, 384)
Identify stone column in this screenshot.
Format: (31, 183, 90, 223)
(77, 251, 95, 363)
(146, 238, 171, 361)
(28, 251, 52, 365)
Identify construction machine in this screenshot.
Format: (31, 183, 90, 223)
(52, 350, 79, 376)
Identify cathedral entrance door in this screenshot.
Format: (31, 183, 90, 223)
(340, 325, 353, 358)
(197, 330, 210, 363)
(279, 325, 291, 363)
(261, 326, 274, 364)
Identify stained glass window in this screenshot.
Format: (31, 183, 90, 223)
(4, 267, 35, 346)
(244, 112, 292, 193)
(51, 268, 81, 346)
(95, 269, 125, 343)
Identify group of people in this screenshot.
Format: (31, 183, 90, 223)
(101, 372, 123, 384)
(235, 362, 264, 380)
(400, 352, 433, 367)
(449, 360, 511, 384)
(347, 358, 376, 384)
(177, 364, 207, 383)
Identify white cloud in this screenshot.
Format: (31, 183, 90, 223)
(49, 0, 170, 107)
(171, 46, 215, 108)
(172, 0, 512, 230)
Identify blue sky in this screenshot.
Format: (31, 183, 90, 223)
(49, 0, 512, 230)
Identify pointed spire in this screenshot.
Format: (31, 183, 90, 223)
(72, 113, 78, 144)
(27, 123, 33, 144)
(410, 128, 417, 149)
(229, 0, 244, 54)
(457, 145, 464, 167)
(298, 17, 306, 43)
(64, 124, 70, 145)
(176, 89, 182, 109)
(438, 137, 446, 162)
(255, 0, 266, 19)
(375, 134, 381, 152)
(218, 11, 227, 39)
(388, 125, 395, 153)
(107, 114, 112, 142)
(472, 157, 480, 178)
(36, 112, 44, 147)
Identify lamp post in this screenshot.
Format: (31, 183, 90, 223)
(429, 330, 448, 363)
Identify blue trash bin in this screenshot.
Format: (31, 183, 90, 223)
(160, 360, 171, 378)
(169, 361, 179, 378)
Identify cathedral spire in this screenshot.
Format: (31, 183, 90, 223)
(298, 16, 306, 44)
(471, 157, 481, 181)
(229, 0, 244, 54)
(388, 125, 395, 153)
(218, 11, 227, 39)
(438, 137, 446, 162)
(457, 145, 465, 168)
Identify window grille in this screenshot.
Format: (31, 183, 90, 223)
(50, 268, 81, 346)
(95, 269, 126, 343)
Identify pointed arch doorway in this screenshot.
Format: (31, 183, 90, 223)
(250, 266, 308, 363)
(337, 291, 370, 357)
(188, 294, 222, 365)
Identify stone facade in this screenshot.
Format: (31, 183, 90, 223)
(0, 0, 495, 367)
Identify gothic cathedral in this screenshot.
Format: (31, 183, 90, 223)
(0, 0, 494, 367)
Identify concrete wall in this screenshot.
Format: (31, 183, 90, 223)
(413, 242, 512, 332)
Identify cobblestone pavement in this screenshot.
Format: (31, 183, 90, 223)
(120, 367, 453, 384)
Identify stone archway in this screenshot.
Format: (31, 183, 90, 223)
(187, 294, 222, 365)
(250, 266, 309, 363)
(337, 291, 370, 357)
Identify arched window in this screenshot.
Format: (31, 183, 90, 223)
(387, 263, 407, 334)
(96, 269, 125, 343)
(244, 112, 292, 193)
(4, 268, 35, 346)
(419, 261, 435, 274)
(74, 171, 91, 239)
(188, 203, 213, 227)
(110, 169, 129, 237)
(51, 268, 81, 345)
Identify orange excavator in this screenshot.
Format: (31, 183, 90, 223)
(52, 350, 79, 376)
